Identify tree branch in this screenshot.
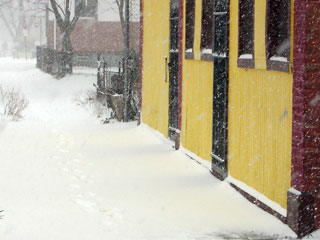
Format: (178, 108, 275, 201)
(49, 0, 64, 31)
(0, 9, 15, 39)
(117, 0, 125, 42)
(7, 6, 18, 32)
(70, 0, 84, 32)
(65, 0, 70, 27)
(0, 0, 12, 9)
(56, 3, 65, 17)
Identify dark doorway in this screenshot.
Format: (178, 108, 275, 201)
(211, 0, 229, 180)
(168, 0, 179, 143)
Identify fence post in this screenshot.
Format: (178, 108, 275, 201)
(124, 0, 130, 122)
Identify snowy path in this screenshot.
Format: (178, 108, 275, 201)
(0, 58, 301, 239)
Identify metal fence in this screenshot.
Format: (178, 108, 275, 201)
(36, 0, 141, 119)
(36, 46, 72, 78)
(97, 56, 123, 93)
(123, 0, 141, 121)
(36, 46, 124, 76)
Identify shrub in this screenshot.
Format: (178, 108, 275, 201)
(74, 90, 113, 121)
(0, 85, 29, 121)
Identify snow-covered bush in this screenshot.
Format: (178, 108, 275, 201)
(0, 85, 29, 121)
(74, 90, 113, 122)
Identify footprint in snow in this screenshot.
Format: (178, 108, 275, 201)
(87, 192, 96, 198)
(59, 149, 69, 153)
(69, 184, 80, 190)
(73, 169, 83, 174)
(0, 120, 7, 134)
(74, 198, 98, 213)
(72, 158, 81, 163)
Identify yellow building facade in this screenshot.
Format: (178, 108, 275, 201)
(141, 0, 170, 138)
(141, 0, 293, 214)
(141, 0, 213, 162)
(228, 0, 294, 209)
(181, 0, 213, 161)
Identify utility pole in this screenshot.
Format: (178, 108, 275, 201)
(20, 0, 28, 60)
(124, 0, 130, 122)
(40, 16, 43, 46)
(23, 19, 27, 59)
(53, 15, 56, 50)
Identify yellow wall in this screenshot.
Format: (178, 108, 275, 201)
(141, 0, 170, 137)
(181, 0, 213, 161)
(228, 0, 294, 209)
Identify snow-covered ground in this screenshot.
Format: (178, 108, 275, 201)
(0, 58, 317, 239)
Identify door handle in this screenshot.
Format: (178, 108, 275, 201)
(165, 56, 168, 82)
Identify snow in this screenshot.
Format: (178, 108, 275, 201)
(0, 57, 306, 239)
(270, 56, 288, 62)
(239, 54, 253, 59)
(213, 52, 227, 58)
(307, 229, 320, 239)
(201, 49, 212, 54)
(227, 176, 287, 217)
(73, 66, 97, 75)
(288, 187, 301, 196)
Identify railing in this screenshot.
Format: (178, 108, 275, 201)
(96, 56, 124, 96)
(36, 46, 123, 78)
(36, 46, 73, 79)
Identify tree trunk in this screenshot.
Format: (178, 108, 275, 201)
(62, 31, 73, 53)
(58, 31, 73, 78)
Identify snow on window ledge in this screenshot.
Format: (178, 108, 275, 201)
(213, 52, 227, 58)
(185, 49, 193, 53)
(201, 48, 212, 54)
(239, 54, 253, 60)
(269, 56, 288, 62)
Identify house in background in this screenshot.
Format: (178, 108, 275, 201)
(139, 0, 320, 237)
(46, 0, 139, 68)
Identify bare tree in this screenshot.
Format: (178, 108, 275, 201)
(0, 0, 12, 8)
(108, 0, 138, 48)
(49, 0, 84, 53)
(115, 0, 125, 41)
(47, 0, 84, 77)
(0, 0, 24, 44)
(0, 0, 43, 53)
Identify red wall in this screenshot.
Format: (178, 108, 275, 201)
(305, 0, 320, 228)
(292, 0, 320, 229)
(47, 20, 140, 53)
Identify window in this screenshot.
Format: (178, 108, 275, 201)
(201, 0, 214, 61)
(185, 0, 195, 59)
(266, 0, 290, 72)
(213, 0, 228, 56)
(76, 0, 98, 19)
(238, 0, 254, 68)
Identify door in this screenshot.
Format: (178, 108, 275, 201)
(211, 0, 229, 180)
(168, 0, 179, 141)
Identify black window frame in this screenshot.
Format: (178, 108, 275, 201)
(200, 0, 214, 61)
(237, 0, 255, 68)
(185, 0, 195, 59)
(76, 0, 98, 19)
(266, 0, 291, 72)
